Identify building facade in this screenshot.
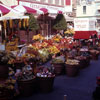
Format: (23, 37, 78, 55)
(0, 0, 18, 6)
(76, 0, 100, 34)
(17, 0, 73, 36)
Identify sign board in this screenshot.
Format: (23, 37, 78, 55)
(74, 18, 96, 31)
(19, 1, 64, 13)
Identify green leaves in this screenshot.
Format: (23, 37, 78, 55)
(53, 14, 67, 30)
(29, 14, 40, 31)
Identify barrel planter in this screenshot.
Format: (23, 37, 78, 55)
(65, 64, 79, 77)
(37, 76, 55, 93)
(17, 78, 35, 97)
(0, 64, 9, 80)
(91, 53, 99, 60)
(85, 56, 90, 66)
(89, 50, 99, 60)
(52, 63, 64, 75)
(75, 56, 89, 69)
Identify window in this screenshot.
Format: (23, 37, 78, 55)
(48, 0, 53, 4)
(61, 0, 64, 6)
(83, 6, 86, 14)
(55, 0, 60, 5)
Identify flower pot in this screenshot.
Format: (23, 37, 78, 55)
(52, 63, 64, 75)
(91, 53, 99, 60)
(89, 50, 99, 60)
(0, 64, 9, 80)
(37, 76, 55, 93)
(17, 78, 35, 97)
(65, 64, 79, 77)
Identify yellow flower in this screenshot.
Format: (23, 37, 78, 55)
(48, 46, 60, 54)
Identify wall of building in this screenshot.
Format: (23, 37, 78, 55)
(76, 1, 96, 17)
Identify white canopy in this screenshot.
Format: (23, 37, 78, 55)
(0, 10, 29, 21)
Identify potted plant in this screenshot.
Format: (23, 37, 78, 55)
(65, 59, 80, 77)
(15, 63, 36, 97)
(89, 49, 99, 60)
(51, 56, 65, 75)
(75, 56, 87, 69)
(36, 66, 55, 93)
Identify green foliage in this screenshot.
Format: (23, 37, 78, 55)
(29, 14, 40, 31)
(53, 14, 67, 30)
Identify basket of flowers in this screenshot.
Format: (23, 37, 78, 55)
(36, 66, 55, 93)
(65, 59, 80, 77)
(75, 56, 88, 69)
(51, 56, 65, 75)
(89, 49, 99, 60)
(15, 63, 36, 97)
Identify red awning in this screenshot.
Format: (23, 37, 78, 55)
(0, 3, 11, 15)
(11, 5, 43, 14)
(40, 8, 63, 14)
(74, 31, 97, 39)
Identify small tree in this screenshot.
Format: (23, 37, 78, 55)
(29, 14, 40, 31)
(53, 14, 67, 31)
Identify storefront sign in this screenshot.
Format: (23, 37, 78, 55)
(74, 18, 96, 31)
(19, 1, 64, 13)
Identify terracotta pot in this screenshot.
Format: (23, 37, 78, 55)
(0, 64, 9, 80)
(65, 64, 79, 77)
(17, 78, 36, 97)
(37, 76, 55, 93)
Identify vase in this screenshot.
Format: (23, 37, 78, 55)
(37, 76, 55, 93)
(65, 64, 79, 77)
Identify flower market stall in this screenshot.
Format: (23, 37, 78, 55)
(0, 7, 100, 99)
(0, 31, 100, 99)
